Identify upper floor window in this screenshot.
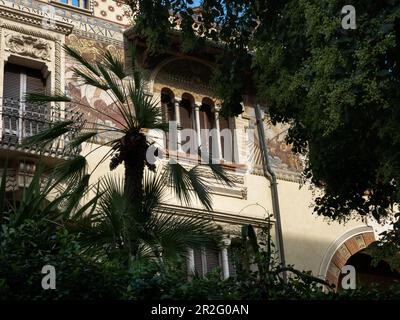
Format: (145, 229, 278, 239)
(3, 63, 48, 143)
(58, 0, 90, 10)
(160, 89, 235, 163)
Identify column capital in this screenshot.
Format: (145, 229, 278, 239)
(214, 104, 222, 113)
(222, 237, 231, 247)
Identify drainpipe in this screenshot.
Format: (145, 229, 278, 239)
(254, 104, 287, 281)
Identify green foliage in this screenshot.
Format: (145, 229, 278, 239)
(2, 201, 400, 299)
(74, 173, 222, 265)
(0, 219, 127, 299)
(26, 45, 233, 213)
(253, 0, 400, 221)
(128, 0, 400, 222)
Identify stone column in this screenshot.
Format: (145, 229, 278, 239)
(214, 106, 222, 161)
(221, 248, 230, 279)
(194, 104, 202, 151)
(221, 238, 231, 279)
(174, 100, 182, 152)
(187, 248, 195, 277)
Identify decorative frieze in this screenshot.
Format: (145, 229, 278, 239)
(5, 33, 51, 61)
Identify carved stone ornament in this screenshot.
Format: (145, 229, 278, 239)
(5, 33, 51, 61)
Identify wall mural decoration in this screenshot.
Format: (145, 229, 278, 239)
(265, 123, 303, 174)
(65, 34, 125, 143)
(249, 119, 304, 181)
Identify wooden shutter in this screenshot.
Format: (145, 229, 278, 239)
(3, 63, 21, 100)
(3, 64, 21, 142)
(26, 68, 45, 94)
(205, 249, 220, 273)
(193, 248, 204, 275)
(25, 67, 46, 137)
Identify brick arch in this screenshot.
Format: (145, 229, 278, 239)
(325, 231, 376, 289)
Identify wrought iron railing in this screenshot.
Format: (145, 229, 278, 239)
(0, 98, 85, 157)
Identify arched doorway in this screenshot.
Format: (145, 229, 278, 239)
(322, 229, 376, 290)
(337, 251, 400, 291)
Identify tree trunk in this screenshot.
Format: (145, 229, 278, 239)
(123, 133, 148, 263)
(123, 134, 147, 205)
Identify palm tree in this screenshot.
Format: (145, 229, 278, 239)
(75, 171, 222, 264)
(24, 45, 233, 265)
(0, 160, 222, 266)
(26, 45, 232, 211)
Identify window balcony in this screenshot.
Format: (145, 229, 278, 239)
(0, 98, 84, 158)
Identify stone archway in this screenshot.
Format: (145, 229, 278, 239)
(324, 230, 376, 289)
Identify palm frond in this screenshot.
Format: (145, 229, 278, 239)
(128, 83, 165, 130)
(64, 45, 101, 77)
(187, 166, 212, 211)
(25, 93, 71, 103)
(197, 147, 233, 187)
(97, 63, 126, 104)
(204, 162, 233, 187)
(61, 174, 91, 217)
(141, 170, 167, 220)
(148, 211, 222, 260)
(53, 155, 88, 185)
(68, 131, 98, 149)
(165, 161, 214, 211)
(103, 50, 127, 80)
(71, 67, 108, 91)
(22, 120, 74, 149)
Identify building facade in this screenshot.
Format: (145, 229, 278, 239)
(0, 0, 383, 289)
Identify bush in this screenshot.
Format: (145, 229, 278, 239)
(0, 219, 129, 299)
(2, 218, 400, 300)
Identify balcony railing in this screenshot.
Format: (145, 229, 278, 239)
(0, 98, 85, 158)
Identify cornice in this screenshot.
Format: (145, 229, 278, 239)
(0, 5, 74, 36)
(157, 203, 273, 227)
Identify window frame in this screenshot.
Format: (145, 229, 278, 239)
(49, 0, 93, 15)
